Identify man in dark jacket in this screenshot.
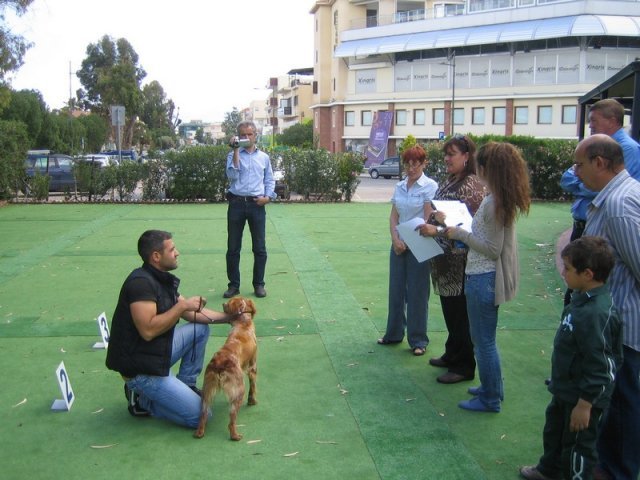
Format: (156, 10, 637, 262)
(520, 236, 622, 480)
(106, 230, 235, 428)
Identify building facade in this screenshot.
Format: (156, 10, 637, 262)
(261, 70, 315, 137)
(310, 0, 640, 154)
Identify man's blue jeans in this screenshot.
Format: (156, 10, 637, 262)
(597, 345, 640, 480)
(383, 248, 430, 350)
(226, 200, 267, 289)
(465, 271, 503, 410)
(126, 322, 211, 428)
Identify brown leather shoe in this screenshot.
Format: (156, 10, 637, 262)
(223, 287, 240, 298)
(429, 356, 448, 368)
(437, 371, 473, 384)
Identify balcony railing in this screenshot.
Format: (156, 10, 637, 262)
(348, 0, 639, 31)
(277, 106, 294, 117)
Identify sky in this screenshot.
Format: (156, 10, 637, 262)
(5, 0, 316, 123)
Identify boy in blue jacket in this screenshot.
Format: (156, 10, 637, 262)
(520, 236, 622, 480)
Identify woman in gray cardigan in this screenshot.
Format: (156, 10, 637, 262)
(446, 142, 531, 412)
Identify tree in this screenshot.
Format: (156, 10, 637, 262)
(0, 89, 47, 144)
(76, 35, 146, 148)
(221, 108, 243, 144)
(0, 0, 34, 110)
(140, 80, 176, 148)
(276, 120, 313, 148)
(0, 119, 29, 199)
(39, 112, 86, 155)
(195, 127, 204, 144)
(77, 113, 109, 153)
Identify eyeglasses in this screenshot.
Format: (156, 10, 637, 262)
(403, 159, 423, 166)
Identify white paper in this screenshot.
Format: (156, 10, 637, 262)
(431, 200, 473, 231)
(396, 218, 444, 263)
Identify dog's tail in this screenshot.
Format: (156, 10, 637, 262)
(211, 355, 237, 375)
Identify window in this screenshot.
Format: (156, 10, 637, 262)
(58, 157, 72, 168)
(453, 108, 464, 126)
(433, 108, 445, 125)
(472, 108, 485, 125)
(345, 111, 355, 126)
(538, 106, 553, 124)
(414, 109, 425, 125)
(562, 105, 577, 124)
(34, 157, 48, 169)
(361, 110, 372, 126)
(493, 107, 506, 125)
(514, 106, 528, 125)
(396, 110, 407, 126)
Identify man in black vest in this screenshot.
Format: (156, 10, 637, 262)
(106, 230, 236, 428)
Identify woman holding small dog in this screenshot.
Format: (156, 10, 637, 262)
(377, 144, 438, 356)
(445, 142, 530, 412)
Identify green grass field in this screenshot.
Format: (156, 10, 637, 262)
(0, 202, 571, 480)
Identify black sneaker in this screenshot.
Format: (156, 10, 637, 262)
(189, 385, 203, 397)
(124, 384, 150, 417)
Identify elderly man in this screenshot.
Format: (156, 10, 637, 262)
(588, 98, 640, 178)
(224, 121, 276, 299)
(574, 134, 640, 480)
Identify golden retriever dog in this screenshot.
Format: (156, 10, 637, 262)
(194, 296, 257, 440)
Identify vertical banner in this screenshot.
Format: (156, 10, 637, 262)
(365, 111, 394, 167)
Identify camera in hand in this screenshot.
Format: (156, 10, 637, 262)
(231, 138, 251, 149)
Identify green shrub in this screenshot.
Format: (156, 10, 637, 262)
(0, 120, 29, 200)
(165, 146, 228, 201)
(278, 148, 364, 201)
(74, 160, 108, 201)
(141, 159, 168, 201)
(335, 151, 364, 202)
(97, 161, 143, 201)
(419, 135, 577, 200)
(25, 171, 50, 201)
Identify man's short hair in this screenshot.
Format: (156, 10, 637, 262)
(138, 230, 172, 263)
(236, 121, 257, 135)
(590, 99, 624, 126)
(561, 236, 615, 282)
(582, 134, 624, 171)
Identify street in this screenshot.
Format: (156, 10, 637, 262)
(352, 172, 396, 202)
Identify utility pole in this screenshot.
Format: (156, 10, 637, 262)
(441, 50, 456, 135)
(69, 61, 72, 109)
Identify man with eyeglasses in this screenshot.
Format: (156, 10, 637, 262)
(574, 134, 640, 480)
(560, 99, 640, 305)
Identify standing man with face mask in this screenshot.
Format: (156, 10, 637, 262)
(224, 121, 276, 299)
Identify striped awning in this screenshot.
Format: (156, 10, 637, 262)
(334, 14, 640, 57)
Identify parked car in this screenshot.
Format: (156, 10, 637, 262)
(24, 151, 76, 192)
(102, 150, 138, 163)
(272, 156, 289, 199)
(79, 154, 114, 167)
(368, 156, 401, 179)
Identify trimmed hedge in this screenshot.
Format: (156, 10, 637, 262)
(9, 137, 578, 203)
(422, 135, 577, 200)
